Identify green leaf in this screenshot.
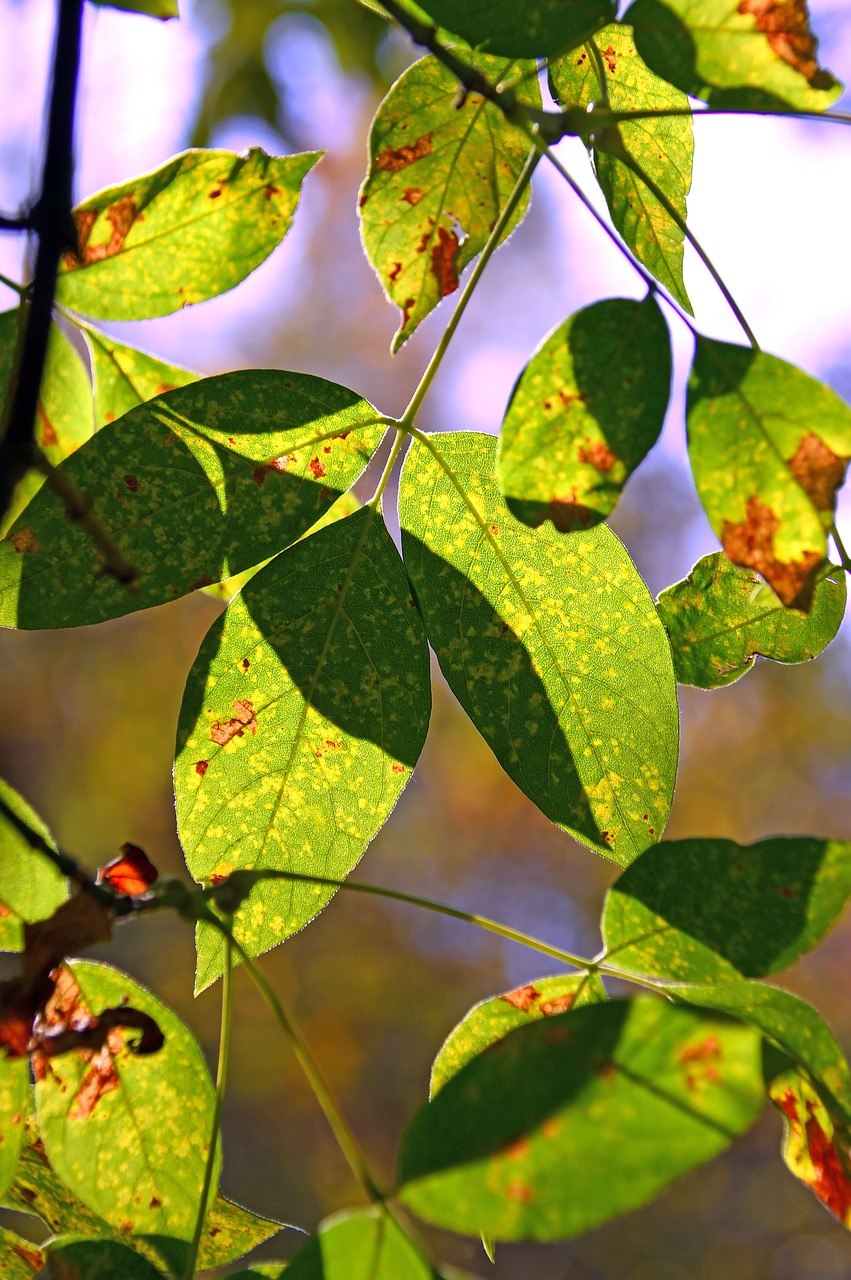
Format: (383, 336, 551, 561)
(626, 0, 842, 111)
(229, 1267, 287, 1280)
(0, 371, 384, 629)
(767, 1066, 851, 1229)
(413, 0, 616, 58)
(550, 27, 694, 311)
(175, 506, 431, 990)
(90, 0, 178, 15)
(602, 836, 851, 983)
(657, 553, 847, 688)
(359, 54, 539, 351)
(398, 431, 679, 865)
(0, 777, 67, 952)
(398, 997, 764, 1240)
(2, 1116, 112, 1237)
(56, 148, 320, 321)
(276, 1207, 434, 1279)
(0, 1057, 27, 1200)
(0, 1227, 43, 1279)
(497, 297, 671, 530)
(84, 326, 197, 429)
(430, 972, 608, 1097)
(687, 340, 851, 608)
(35, 961, 218, 1241)
(43, 1237, 165, 1280)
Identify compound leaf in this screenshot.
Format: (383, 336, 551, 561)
(280, 1207, 433, 1279)
(0, 777, 67, 953)
(399, 431, 679, 865)
(412, 0, 616, 58)
(497, 297, 671, 530)
(768, 1066, 851, 1229)
(84, 327, 197, 428)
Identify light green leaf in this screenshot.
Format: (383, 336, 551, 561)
(602, 836, 851, 983)
(398, 997, 764, 1240)
(229, 1267, 287, 1280)
(767, 1066, 851, 1228)
(398, 431, 679, 865)
(35, 961, 218, 1241)
(0, 1057, 27, 1201)
(43, 1237, 165, 1280)
(687, 340, 851, 608)
(497, 297, 671, 530)
(657, 553, 847, 688)
(0, 371, 384, 630)
(0, 777, 67, 952)
(276, 1207, 433, 1279)
(84, 326, 197, 429)
(413, 0, 616, 57)
(175, 507, 431, 990)
(89, 0, 178, 15)
(359, 54, 539, 351)
(550, 27, 693, 311)
(0, 1227, 43, 1279)
(56, 148, 320, 321)
(626, 0, 842, 111)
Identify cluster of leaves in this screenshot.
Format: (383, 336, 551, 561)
(2, 0, 851, 1275)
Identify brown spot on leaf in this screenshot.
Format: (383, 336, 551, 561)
(253, 466, 268, 486)
(9, 528, 38, 553)
(501, 983, 540, 1011)
(504, 1135, 531, 1160)
(241, 658, 250, 672)
(68, 196, 138, 268)
(308, 457, 326, 478)
(375, 133, 433, 173)
(577, 439, 617, 473)
(37, 403, 57, 448)
(210, 699, 258, 745)
(191, 575, 214, 591)
(388, 261, 403, 284)
(602, 44, 618, 72)
(507, 1180, 534, 1203)
(263, 185, 282, 200)
(123, 474, 138, 492)
(539, 993, 576, 1016)
(788, 432, 847, 512)
(209, 187, 222, 199)
(69, 1033, 122, 1119)
(401, 187, 424, 205)
(401, 297, 416, 326)
(10, 1241, 43, 1271)
(195, 760, 209, 777)
(97, 843, 158, 897)
(679, 1035, 721, 1064)
(149, 1195, 162, 1208)
(722, 494, 822, 608)
(430, 226, 460, 300)
(738, 0, 834, 87)
(391, 763, 406, 774)
(778, 884, 796, 899)
(0, 899, 11, 918)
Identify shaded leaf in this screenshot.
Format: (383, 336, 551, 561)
(175, 507, 431, 990)
(687, 340, 851, 608)
(398, 997, 764, 1240)
(0, 371, 384, 629)
(0, 777, 67, 953)
(0, 1056, 27, 1200)
(603, 835, 851, 983)
(84, 326, 197, 429)
(91, 0, 177, 14)
(497, 297, 671, 530)
(398, 431, 679, 865)
(626, 0, 842, 111)
(768, 1066, 851, 1228)
(96, 843, 159, 897)
(359, 54, 538, 351)
(43, 1236, 164, 1280)
(56, 148, 320, 321)
(657, 552, 846, 688)
(413, 0, 616, 58)
(431, 973, 607, 1097)
(278, 1207, 433, 1279)
(550, 26, 693, 311)
(0, 1227, 43, 1279)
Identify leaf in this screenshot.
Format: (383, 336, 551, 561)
(550, 27, 694, 311)
(687, 340, 851, 608)
(43, 1236, 165, 1280)
(657, 552, 847, 688)
(0, 1056, 27, 1200)
(175, 507, 431, 990)
(97, 843, 159, 897)
(0, 1227, 43, 1279)
(84, 326, 197, 429)
(602, 836, 851, 983)
(56, 148, 320, 321)
(90, 0, 178, 15)
(275, 1207, 434, 1279)
(35, 961, 218, 1241)
(359, 54, 539, 351)
(412, 0, 616, 58)
(625, 0, 842, 111)
(398, 431, 679, 865)
(497, 297, 671, 530)
(0, 371, 384, 629)
(398, 997, 764, 1240)
(430, 972, 607, 1097)
(768, 1065, 851, 1229)
(0, 777, 67, 953)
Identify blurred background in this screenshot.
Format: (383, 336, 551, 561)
(3, 1, 851, 1276)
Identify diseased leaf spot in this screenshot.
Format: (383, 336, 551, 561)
(241, 658, 250, 672)
(210, 699, 258, 745)
(9, 528, 38, 553)
(375, 133, 433, 173)
(787, 432, 847, 512)
(401, 187, 425, 205)
(308, 457, 326, 479)
(678, 1035, 721, 1064)
(191, 575, 214, 591)
(602, 44, 618, 73)
(195, 760, 209, 777)
(389, 261, 403, 284)
(538, 993, 575, 1016)
(577, 440, 617, 473)
(738, 0, 834, 88)
(37, 403, 58, 448)
(430, 226, 460, 299)
(391, 763, 406, 774)
(506, 1180, 535, 1203)
(209, 187, 223, 199)
(721, 494, 822, 608)
(66, 195, 138, 268)
(97, 843, 158, 896)
(501, 983, 540, 1012)
(123, 474, 139, 492)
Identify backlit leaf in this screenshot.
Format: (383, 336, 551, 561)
(399, 431, 679, 864)
(91, 0, 177, 15)
(687, 340, 851, 608)
(0, 371, 384, 629)
(0, 1056, 27, 1200)
(43, 1237, 164, 1280)
(0, 777, 67, 952)
(431, 972, 607, 1096)
(0, 1227, 43, 1279)
(398, 997, 764, 1240)
(278, 1207, 433, 1279)
(550, 26, 693, 311)
(413, 0, 616, 58)
(768, 1066, 851, 1229)
(657, 552, 846, 688)
(175, 507, 431, 990)
(84, 326, 197, 429)
(602, 836, 851, 983)
(497, 297, 671, 530)
(56, 148, 320, 321)
(626, 0, 842, 111)
(359, 54, 538, 351)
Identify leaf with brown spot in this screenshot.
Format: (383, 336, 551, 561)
(97, 843, 158, 897)
(768, 1066, 851, 1227)
(84, 326, 197, 429)
(0, 1226, 43, 1278)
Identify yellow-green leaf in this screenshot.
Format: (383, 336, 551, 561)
(84, 326, 197, 428)
(0, 777, 67, 953)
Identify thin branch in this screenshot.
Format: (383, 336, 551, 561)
(0, 271, 27, 298)
(34, 451, 140, 591)
(0, 214, 31, 233)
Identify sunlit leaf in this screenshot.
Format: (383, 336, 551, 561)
(657, 553, 846, 688)
(431, 973, 607, 1097)
(90, 0, 177, 15)
(359, 54, 538, 351)
(56, 148, 320, 320)
(687, 340, 851, 608)
(0, 1227, 43, 1279)
(398, 997, 764, 1240)
(399, 431, 679, 864)
(497, 297, 671, 530)
(175, 507, 431, 990)
(0, 371, 384, 629)
(626, 0, 842, 111)
(43, 1236, 164, 1280)
(768, 1066, 851, 1229)
(413, 0, 616, 57)
(276, 1207, 433, 1278)
(0, 1057, 27, 1200)
(84, 326, 197, 428)
(550, 26, 693, 311)
(0, 777, 67, 952)
(602, 836, 851, 983)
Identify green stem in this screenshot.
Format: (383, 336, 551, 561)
(183, 939, 233, 1280)
(367, 427, 407, 510)
(584, 40, 611, 108)
(832, 523, 851, 574)
(0, 271, 26, 298)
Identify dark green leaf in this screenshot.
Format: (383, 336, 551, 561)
(175, 507, 431, 990)
(360, 55, 539, 351)
(657, 553, 847, 688)
(43, 1237, 165, 1280)
(399, 431, 679, 864)
(603, 836, 851, 983)
(414, 0, 616, 58)
(89, 0, 178, 15)
(0, 777, 67, 952)
(398, 997, 764, 1240)
(626, 0, 842, 110)
(84, 326, 197, 429)
(278, 1207, 433, 1279)
(687, 339, 851, 608)
(550, 27, 693, 311)
(0, 371, 384, 629)
(430, 972, 607, 1096)
(767, 1065, 851, 1228)
(0, 1227, 43, 1279)
(0, 1057, 27, 1200)
(497, 297, 671, 530)
(56, 148, 320, 321)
